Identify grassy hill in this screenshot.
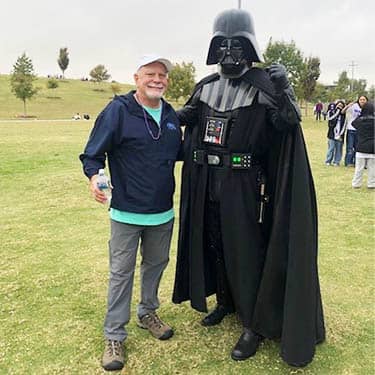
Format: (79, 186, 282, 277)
(0, 74, 134, 120)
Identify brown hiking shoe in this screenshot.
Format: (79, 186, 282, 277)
(102, 339, 124, 371)
(137, 312, 174, 340)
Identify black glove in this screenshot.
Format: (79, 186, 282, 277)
(269, 63, 290, 93)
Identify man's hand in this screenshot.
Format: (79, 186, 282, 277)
(89, 174, 108, 204)
(269, 63, 290, 93)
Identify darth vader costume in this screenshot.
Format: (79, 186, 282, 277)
(172, 9, 325, 367)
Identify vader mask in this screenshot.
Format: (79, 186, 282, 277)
(206, 9, 263, 78)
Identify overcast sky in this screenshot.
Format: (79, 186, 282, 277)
(1, 0, 374, 87)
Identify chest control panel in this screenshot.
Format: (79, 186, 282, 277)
(231, 153, 252, 169)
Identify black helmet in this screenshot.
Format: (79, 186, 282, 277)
(206, 9, 262, 65)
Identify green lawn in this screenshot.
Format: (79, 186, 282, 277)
(0, 115, 374, 374)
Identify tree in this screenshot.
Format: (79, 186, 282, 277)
(10, 53, 38, 117)
(89, 64, 111, 83)
(368, 85, 375, 100)
(332, 71, 351, 101)
(166, 62, 196, 103)
(310, 82, 331, 103)
(111, 82, 122, 97)
(351, 79, 367, 99)
(58, 47, 69, 78)
(262, 38, 304, 88)
(330, 71, 369, 102)
(297, 56, 320, 116)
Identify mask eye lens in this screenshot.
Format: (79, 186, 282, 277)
(219, 39, 242, 50)
(231, 40, 242, 50)
(219, 39, 230, 50)
(216, 39, 228, 60)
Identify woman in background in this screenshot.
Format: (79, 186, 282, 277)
(325, 101, 346, 166)
(342, 95, 369, 166)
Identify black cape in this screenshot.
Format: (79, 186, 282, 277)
(173, 69, 325, 367)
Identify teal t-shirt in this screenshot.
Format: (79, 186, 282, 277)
(110, 103, 172, 225)
(143, 105, 162, 125)
(110, 208, 174, 225)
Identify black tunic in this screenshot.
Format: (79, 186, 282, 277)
(173, 68, 325, 367)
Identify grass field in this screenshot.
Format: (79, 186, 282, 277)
(0, 101, 374, 373)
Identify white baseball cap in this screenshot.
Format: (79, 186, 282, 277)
(136, 54, 173, 72)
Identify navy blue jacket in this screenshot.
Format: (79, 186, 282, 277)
(79, 92, 182, 213)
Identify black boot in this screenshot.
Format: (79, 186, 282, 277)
(231, 328, 264, 361)
(201, 305, 234, 326)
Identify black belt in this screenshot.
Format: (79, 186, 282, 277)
(193, 149, 255, 169)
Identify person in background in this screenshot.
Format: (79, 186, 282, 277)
(323, 102, 334, 121)
(322, 105, 328, 121)
(80, 54, 182, 371)
(325, 101, 346, 166)
(314, 100, 323, 121)
(351, 100, 375, 189)
(342, 95, 369, 166)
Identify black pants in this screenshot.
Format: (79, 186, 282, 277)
(204, 200, 234, 310)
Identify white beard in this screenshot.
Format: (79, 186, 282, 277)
(145, 88, 165, 100)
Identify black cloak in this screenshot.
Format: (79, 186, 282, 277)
(172, 69, 325, 367)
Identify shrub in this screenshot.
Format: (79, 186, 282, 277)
(47, 78, 59, 89)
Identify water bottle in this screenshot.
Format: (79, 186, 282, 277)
(97, 169, 112, 204)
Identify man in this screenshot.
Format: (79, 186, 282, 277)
(80, 54, 182, 371)
(173, 9, 325, 367)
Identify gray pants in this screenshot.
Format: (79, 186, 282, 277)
(352, 158, 375, 188)
(104, 218, 174, 342)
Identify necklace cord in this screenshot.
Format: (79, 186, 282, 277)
(134, 93, 162, 141)
(142, 106, 162, 140)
